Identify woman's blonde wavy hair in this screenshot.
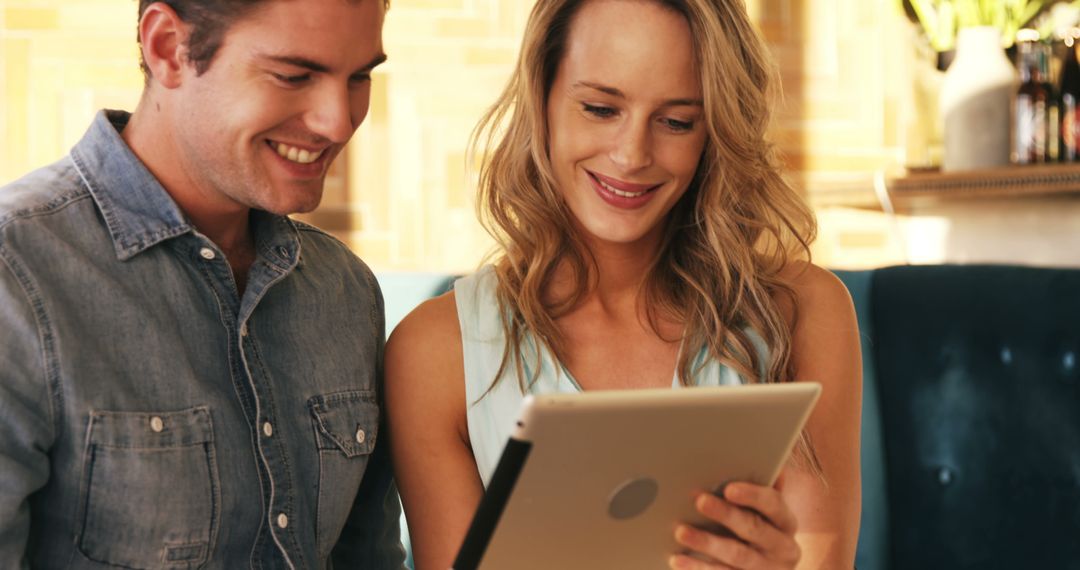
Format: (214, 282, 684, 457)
(470, 0, 818, 465)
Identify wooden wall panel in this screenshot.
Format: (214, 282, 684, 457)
(1, 0, 913, 271)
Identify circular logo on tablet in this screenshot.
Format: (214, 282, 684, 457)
(607, 477, 659, 520)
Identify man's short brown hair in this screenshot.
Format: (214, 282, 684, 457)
(137, 0, 389, 79)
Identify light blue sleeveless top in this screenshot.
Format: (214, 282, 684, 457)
(454, 265, 769, 487)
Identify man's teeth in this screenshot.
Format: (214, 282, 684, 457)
(598, 178, 647, 198)
(273, 142, 324, 164)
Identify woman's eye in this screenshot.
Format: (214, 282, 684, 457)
(662, 118, 695, 132)
(583, 103, 617, 119)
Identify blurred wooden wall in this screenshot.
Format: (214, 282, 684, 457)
(1, 0, 913, 271)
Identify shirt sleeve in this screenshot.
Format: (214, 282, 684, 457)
(329, 415, 407, 569)
(330, 272, 407, 569)
(0, 246, 55, 569)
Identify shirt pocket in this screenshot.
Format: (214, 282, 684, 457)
(309, 390, 379, 561)
(77, 406, 220, 569)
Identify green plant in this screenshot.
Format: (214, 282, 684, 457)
(901, 0, 1057, 50)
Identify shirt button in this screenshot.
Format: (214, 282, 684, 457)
(355, 427, 366, 445)
(150, 416, 164, 433)
(277, 513, 289, 529)
(240, 323, 249, 337)
(277, 246, 289, 258)
(263, 422, 273, 437)
(199, 247, 216, 260)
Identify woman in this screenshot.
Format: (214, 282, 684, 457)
(386, 0, 862, 568)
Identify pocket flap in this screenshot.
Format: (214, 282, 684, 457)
(309, 390, 379, 457)
(87, 406, 213, 448)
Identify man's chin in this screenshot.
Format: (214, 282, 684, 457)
(258, 185, 325, 216)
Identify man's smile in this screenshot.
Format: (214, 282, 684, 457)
(268, 140, 327, 164)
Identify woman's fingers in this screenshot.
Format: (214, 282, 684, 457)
(698, 492, 799, 562)
(723, 482, 798, 535)
(671, 484, 801, 569)
(672, 523, 762, 568)
(669, 551, 736, 569)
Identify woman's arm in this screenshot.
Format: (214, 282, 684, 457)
(780, 263, 864, 569)
(669, 263, 862, 569)
(385, 292, 485, 570)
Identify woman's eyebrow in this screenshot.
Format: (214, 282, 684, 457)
(572, 80, 703, 107)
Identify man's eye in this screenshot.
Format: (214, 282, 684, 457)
(583, 103, 617, 118)
(273, 73, 311, 85)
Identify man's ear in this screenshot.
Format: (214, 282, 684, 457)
(139, 3, 190, 89)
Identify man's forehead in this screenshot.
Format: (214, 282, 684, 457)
(232, 0, 385, 27)
(225, 0, 385, 47)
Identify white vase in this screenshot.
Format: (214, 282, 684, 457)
(939, 26, 1017, 172)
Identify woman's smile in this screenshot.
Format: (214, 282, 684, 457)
(586, 169, 663, 209)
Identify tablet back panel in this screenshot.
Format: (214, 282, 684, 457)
(459, 382, 820, 570)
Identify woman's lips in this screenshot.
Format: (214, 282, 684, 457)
(587, 170, 662, 209)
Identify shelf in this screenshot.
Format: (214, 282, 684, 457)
(885, 163, 1080, 210)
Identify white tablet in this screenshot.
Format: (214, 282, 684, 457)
(452, 382, 821, 570)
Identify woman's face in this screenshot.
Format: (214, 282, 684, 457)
(546, 0, 707, 250)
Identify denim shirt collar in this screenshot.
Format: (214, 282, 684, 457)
(70, 110, 194, 261)
(69, 109, 302, 266)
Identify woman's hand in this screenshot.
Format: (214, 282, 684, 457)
(669, 481, 801, 569)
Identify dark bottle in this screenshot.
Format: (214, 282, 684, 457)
(1014, 33, 1057, 164)
(1061, 28, 1080, 161)
(1047, 40, 1061, 163)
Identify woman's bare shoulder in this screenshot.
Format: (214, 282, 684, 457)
(774, 261, 855, 328)
(772, 266, 862, 565)
(384, 291, 481, 569)
(385, 290, 464, 397)
(388, 290, 460, 351)
(778, 260, 850, 300)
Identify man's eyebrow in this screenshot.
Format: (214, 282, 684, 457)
(572, 80, 703, 107)
(258, 52, 389, 75)
(358, 53, 389, 73)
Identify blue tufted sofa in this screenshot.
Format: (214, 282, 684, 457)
(377, 265, 1080, 569)
(838, 265, 1080, 570)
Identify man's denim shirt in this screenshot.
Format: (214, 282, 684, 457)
(0, 111, 406, 569)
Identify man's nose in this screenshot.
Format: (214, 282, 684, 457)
(305, 82, 360, 144)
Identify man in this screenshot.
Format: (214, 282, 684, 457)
(0, 1, 406, 568)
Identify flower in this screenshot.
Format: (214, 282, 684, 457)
(900, 0, 1060, 51)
